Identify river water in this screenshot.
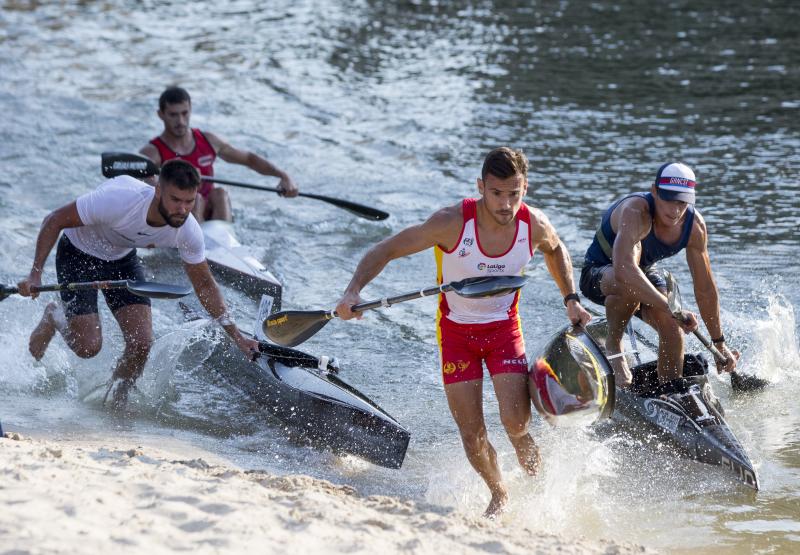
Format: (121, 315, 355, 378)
(1, 1, 798, 553)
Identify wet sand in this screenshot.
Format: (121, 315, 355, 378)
(0, 432, 648, 554)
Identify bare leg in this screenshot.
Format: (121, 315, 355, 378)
(29, 302, 64, 360)
(29, 304, 102, 360)
(444, 379, 507, 519)
(598, 266, 638, 388)
(493, 372, 540, 476)
(110, 304, 153, 382)
(640, 305, 685, 383)
(207, 187, 232, 222)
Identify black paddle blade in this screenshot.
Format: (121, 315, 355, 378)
(450, 275, 528, 298)
(730, 371, 770, 392)
(102, 152, 159, 179)
(337, 202, 389, 221)
(308, 195, 389, 221)
(0, 284, 18, 302)
(126, 280, 192, 299)
(263, 310, 333, 347)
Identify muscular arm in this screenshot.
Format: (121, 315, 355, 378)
(19, 203, 84, 296)
(336, 205, 461, 317)
(685, 215, 723, 338)
(207, 131, 298, 197)
(184, 261, 236, 330)
(207, 132, 286, 177)
(611, 201, 672, 315)
(184, 261, 259, 357)
(531, 209, 577, 296)
(531, 207, 591, 325)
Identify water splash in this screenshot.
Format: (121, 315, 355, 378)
(745, 295, 800, 382)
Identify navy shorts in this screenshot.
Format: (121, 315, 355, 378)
(580, 261, 667, 306)
(56, 235, 150, 318)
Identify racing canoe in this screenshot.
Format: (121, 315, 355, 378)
(538, 319, 759, 489)
(183, 302, 410, 468)
(202, 220, 282, 309)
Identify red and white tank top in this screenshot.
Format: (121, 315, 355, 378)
(149, 128, 216, 197)
(435, 198, 534, 325)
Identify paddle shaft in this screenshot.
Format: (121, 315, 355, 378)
(670, 307, 728, 364)
(201, 176, 389, 220)
(100, 153, 389, 221)
(691, 328, 727, 364)
(317, 283, 453, 320)
(350, 283, 452, 313)
(3, 279, 130, 298)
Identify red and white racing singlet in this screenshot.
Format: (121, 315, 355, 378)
(150, 128, 216, 198)
(435, 198, 534, 325)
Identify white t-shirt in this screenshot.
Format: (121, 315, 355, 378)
(64, 175, 205, 264)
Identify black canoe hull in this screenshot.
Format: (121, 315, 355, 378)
(540, 321, 759, 489)
(614, 356, 759, 489)
(210, 340, 410, 469)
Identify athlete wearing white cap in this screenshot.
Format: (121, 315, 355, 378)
(580, 162, 738, 388)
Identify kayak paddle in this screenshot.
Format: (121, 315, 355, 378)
(263, 275, 529, 347)
(101, 152, 389, 221)
(664, 271, 768, 392)
(1, 279, 193, 302)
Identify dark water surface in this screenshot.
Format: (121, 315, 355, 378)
(1, 1, 798, 552)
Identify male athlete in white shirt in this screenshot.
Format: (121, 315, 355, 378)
(17, 160, 259, 407)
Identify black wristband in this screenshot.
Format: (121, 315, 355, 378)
(711, 334, 725, 344)
(563, 293, 580, 306)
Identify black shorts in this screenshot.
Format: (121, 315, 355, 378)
(56, 235, 150, 318)
(580, 261, 667, 306)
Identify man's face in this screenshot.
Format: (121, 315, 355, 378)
(652, 186, 690, 227)
(157, 181, 196, 227)
(477, 173, 528, 226)
(158, 101, 192, 138)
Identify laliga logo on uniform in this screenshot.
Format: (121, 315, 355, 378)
(478, 262, 506, 273)
(462, 238, 474, 246)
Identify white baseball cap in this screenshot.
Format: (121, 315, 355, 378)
(654, 162, 696, 204)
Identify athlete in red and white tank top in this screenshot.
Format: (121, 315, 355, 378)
(435, 198, 534, 385)
(436, 198, 533, 325)
(333, 147, 591, 518)
(150, 128, 216, 198)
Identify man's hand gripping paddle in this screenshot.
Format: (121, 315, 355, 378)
(262, 276, 528, 347)
(664, 271, 768, 392)
(1, 279, 192, 302)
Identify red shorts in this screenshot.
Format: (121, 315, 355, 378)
(438, 316, 527, 385)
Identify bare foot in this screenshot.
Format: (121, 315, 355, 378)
(29, 302, 62, 361)
(483, 487, 509, 520)
(605, 339, 632, 389)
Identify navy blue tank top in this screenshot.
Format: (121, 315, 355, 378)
(584, 192, 696, 269)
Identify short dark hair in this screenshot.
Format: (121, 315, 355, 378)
(481, 147, 529, 181)
(159, 86, 191, 112)
(160, 159, 200, 190)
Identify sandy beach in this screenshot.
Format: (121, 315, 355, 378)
(0, 431, 648, 555)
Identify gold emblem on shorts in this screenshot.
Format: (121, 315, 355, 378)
(443, 361, 470, 374)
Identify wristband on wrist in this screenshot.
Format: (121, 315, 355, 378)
(711, 334, 725, 344)
(563, 292, 580, 306)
